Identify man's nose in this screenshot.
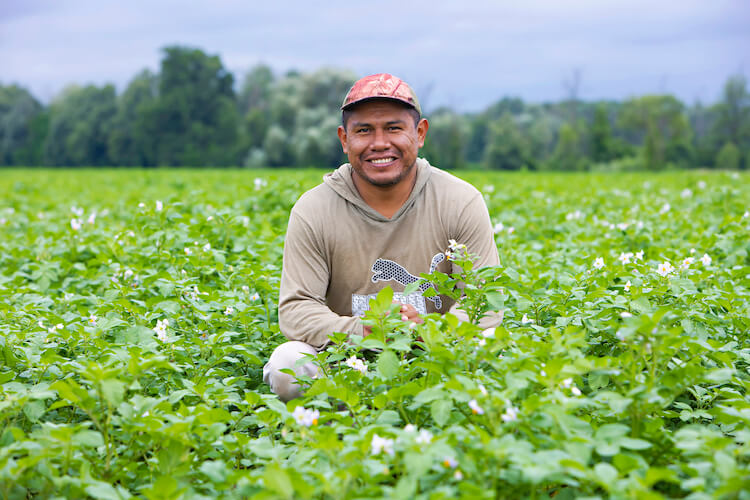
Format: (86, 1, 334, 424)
(370, 128, 390, 149)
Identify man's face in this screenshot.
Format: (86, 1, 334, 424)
(337, 100, 428, 188)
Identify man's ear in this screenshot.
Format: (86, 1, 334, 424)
(417, 118, 429, 148)
(337, 126, 348, 154)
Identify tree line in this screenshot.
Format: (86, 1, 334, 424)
(1, 46, 748, 170)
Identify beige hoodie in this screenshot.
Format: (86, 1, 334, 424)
(278, 158, 500, 349)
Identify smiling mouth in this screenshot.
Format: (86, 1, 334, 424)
(368, 157, 397, 166)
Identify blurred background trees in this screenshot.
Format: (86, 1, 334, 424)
(0, 45, 748, 169)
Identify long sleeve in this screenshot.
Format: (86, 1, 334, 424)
(278, 209, 363, 350)
(446, 192, 503, 329)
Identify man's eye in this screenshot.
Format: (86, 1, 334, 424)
(388, 126, 402, 131)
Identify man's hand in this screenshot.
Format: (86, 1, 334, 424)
(363, 301, 423, 337)
(397, 302, 423, 325)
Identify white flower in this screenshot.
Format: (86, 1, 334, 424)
(501, 406, 519, 422)
(468, 399, 484, 415)
(681, 188, 693, 198)
(206, 215, 214, 222)
(138, 202, 145, 208)
(624, 280, 631, 292)
(184, 247, 192, 256)
(292, 406, 320, 427)
(690, 248, 696, 254)
(70, 218, 82, 231)
(88, 314, 97, 326)
(659, 203, 670, 214)
(403, 424, 417, 433)
(371, 434, 395, 456)
(445, 239, 467, 260)
(620, 311, 633, 318)
(680, 257, 694, 270)
(250, 292, 260, 301)
(453, 470, 464, 480)
(743, 211, 749, 218)
(493, 222, 504, 234)
(478, 384, 488, 396)
(593, 257, 605, 270)
(87, 212, 97, 224)
(700, 253, 711, 266)
(224, 306, 234, 316)
(154, 319, 169, 342)
(617, 252, 633, 265)
(571, 387, 582, 396)
(566, 210, 583, 221)
(345, 356, 367, 374)
(635, 250, 644, 261)
(656, 261, 674, 277)
(415, 429, 433, 445)
(242, 285, 250, 293)
(507, 226, 515, 234)
(123, 269, 133, 280)
(254, 177, 267, 190)
(70, 206, 84, 217)
(697, 180, 706, 189)
(202, 243, 211, 252)
(442, 456, 458, 468)
(521, 314, 533, 325)
(616, 222, 629, 231)
(155, 200, 163, 212)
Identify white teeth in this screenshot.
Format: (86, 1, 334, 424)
(371, 158, 394, 164)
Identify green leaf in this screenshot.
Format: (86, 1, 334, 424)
(619, 437, 652, 450)
(200, 460, 228, 483)
(23, 400, 46, 423)
(594, 462, 618, 487)
(431, 398, 452, 426)
(377, 350, 399, 380)
(73, 430, 104, 448)
(263, 464, 294, 499)
(100, 379, 126, 407)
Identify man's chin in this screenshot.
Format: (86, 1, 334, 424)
(360, 163, 414, 188)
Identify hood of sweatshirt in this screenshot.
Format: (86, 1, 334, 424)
(322, 157, 433, 222)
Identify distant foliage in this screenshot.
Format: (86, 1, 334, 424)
(0, 46, 748, 169)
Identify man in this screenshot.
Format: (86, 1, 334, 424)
(263, 73, 500, 401)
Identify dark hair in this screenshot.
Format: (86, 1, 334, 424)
(341, 99, 421, 130)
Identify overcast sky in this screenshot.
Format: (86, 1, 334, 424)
(1, 0, 748, 111)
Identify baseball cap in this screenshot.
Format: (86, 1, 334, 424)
(341, 73, 421, 115)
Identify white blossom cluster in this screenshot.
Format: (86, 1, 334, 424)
(371, 434, 394, 456)
(345, 356, 367, 374)
(154, 319, 169, 342)
(292, 406, 319, 427)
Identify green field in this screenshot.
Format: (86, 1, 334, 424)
(1, 169, 749, 499)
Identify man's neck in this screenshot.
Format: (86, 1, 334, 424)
(352, 168, 417, 219)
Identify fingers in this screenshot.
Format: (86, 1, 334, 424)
(398, 303, 424, 324)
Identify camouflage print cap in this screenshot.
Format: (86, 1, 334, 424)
(341, 73, 421, 115)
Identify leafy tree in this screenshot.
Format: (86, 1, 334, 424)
(713, 74, 750, 150)
(483, 113, 532, 170)
(238, 64, 275, 114)
(0, 85, 44, 165)
(141, 46, 239, 166)
(43, 84, 117, 166)
(619, 95, 692, 170)
(107, 70, 158, 166)
(715, 142, 740, 169)
(590, 104, 614, 163)
(421, 110, 467, 169)
(551, 124, 586, 170)
(263, 125, 294, 167)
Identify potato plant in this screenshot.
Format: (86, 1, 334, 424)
(0, 169, 748, 499)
